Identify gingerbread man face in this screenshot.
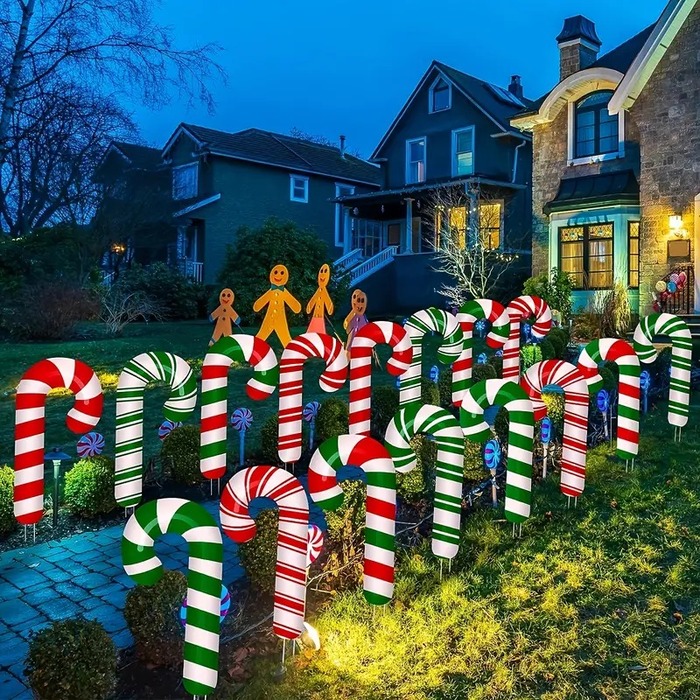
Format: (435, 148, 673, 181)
(270, 265, 289, 286)
(219, 288, 234, 306)
(317, 264, 330, 288)
(351, 289, 367, 315)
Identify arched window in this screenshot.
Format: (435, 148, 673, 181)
(429, 77, 451, 113)
(574, 90, 618, 158)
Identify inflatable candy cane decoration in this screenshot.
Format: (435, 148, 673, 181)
(278, 333, 348, 463)
(200, 335, 278, 480)
(453, 299, 510, 407)
(14, 358, 103, 525)
(348, 321, 412, 436)
(220, 466, 309, 639)
(460, 379, 534, 524)
(503, 296, 552, 379)
(122, 498, 223, 697)
(577, 339, 640, 461)
(400, 308, 463, 408)
(384, 405, 464, 559)
(633, 313, 691, 439)
(309, 435, 396, 605)
(115, 352, 197, 508)
(521, 361, 589, 500)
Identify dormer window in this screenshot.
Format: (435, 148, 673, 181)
(569, 89, 623, 164)
(429, 77, 451, 113)
(172, 163, 198, 200)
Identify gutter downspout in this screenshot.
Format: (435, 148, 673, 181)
(512, 137, 527, 183)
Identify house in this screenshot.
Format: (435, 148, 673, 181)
(511, 0, 700, 316)
(160, 124, 382, 284)
(335, 60, 534, 313)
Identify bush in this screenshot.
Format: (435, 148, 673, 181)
(437, 368, 453, 408)
(472, 363, 497, 383)
(463, 440, 485, 482)
(522, 267, 573, 322)
(542, 392, 565, 430)
(124, 570, 187, 667)
(0, 465, 15, 536)
(397, 436, 436, 505)
(595, 281, 632, 338)
(371, 385, 400, 439)
(25, 618, 117, 700)
(488, 354, 503, 377)
(494, 407, 510, 446)
(539, 338, 556, 360)
(161, 425, 202, 485)
(571, 311, 602, 342)
(421, 377, 441, 407)
(520, 345, 542, 371)
(316, 398, 348, 443)
(546, 332, 566, 360)
(63, 457, 117, 517)
(238, 509, 278, 594)
(259, 415, 280, 463)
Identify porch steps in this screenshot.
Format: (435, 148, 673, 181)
(676, 314, 700, 339)
(348, 246, 398, 286)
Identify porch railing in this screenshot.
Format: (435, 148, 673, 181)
(334, 248, 363, 270)
(660, 263, 694, 315)
(350, 246, 398, 285)
(185, 260, 204, 283)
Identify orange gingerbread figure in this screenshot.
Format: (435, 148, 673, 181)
(253, 264, 301, 347)
(306, 263, 334, 334)
(208, 288, 241, 346)
(343, 288, 368, 352)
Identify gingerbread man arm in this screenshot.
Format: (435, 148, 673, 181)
(284, 289, 302, 314)
(343, 310, 355, 332)
(322, 288, 334, 316)
(306, 289, 320, 315)
(209, 306, 223, 322)
(253, 290, 272, 313)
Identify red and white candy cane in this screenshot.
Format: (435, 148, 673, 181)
(14, 358, 103, 525)
(278, 333, 348, 463)
(348, 321, 412, 436)
(220, 465, 310, 640)
(503, 296, 552, 379)
(520, 360, 589, 500)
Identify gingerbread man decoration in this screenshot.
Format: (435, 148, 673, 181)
(253, 264, 301, 347)
(208, 288, 241, 346)
(343, 288, 368, 352)
(306, 263, 334, 334)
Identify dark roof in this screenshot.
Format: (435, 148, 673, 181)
(111, 141, 163, 169)
(544, 169, 639, 214)
(176, 124, 382, 186)
(556, 16, 602, 46)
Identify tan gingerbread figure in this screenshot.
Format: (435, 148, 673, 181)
(343, 288, 369, 352)
(208, 288, 241, 346)
(306, 263, 334, 334)
(253, 264, 301, 347)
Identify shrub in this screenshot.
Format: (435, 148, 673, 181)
(238, 509, 278, 594)
(472, 363, 497, 383)
(598, 364, 617, 393)
(437, 368, 453, 408)
(539, 338, 555, 360)
(316, 398, 348, 443)
(0, 465, 15, 536)
(421, 377, 441, 406)
(463, 440, 485, 482)
(520, 345, 542, 371)
(259, 415, 280, 463)
(124, 570, 187, 667)
(542, 392, 565, 430)
(488, 354, 503, 377)
(371, 385, 400, 439)
(494, 407, 510, 446)
(161, 425, 202, 485)
(397, 436, 436, 505)
(571, 311, 602, 343)
(63, 457, 117, 517)
(522, 267, 573, 322)
(546, 332, 566, 360)
(595, 280, 632, 338)
(25, 618, 117, 700)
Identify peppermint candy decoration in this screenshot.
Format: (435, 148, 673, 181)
(477, 353, 488, 365)
(484, 439, 501, 470)
(306, 523, 324, 567)
(303, 401, 320, 423)
(179, 584, 232, 628)
(76, 432, 105, 458)
(596, 389, 610, 413)
(640, 370, 651, 392)
(541, 417, 553, 444)
(231, 408, 253, 432)
(158, 420, 182, 441)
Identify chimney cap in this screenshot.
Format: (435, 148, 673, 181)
(556, 15, 601, 47)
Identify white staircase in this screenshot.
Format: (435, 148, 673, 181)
(334, 248, 363, 271)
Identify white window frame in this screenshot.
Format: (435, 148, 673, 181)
(172, 163, 198, 201)
(452, 126, 475, 177)
(428, 76, 452, 113)
(334, 183, 355, 247)
(290, 174, 309, 203)
(567, 98, 625, 166)
(405, 137, 427, 185)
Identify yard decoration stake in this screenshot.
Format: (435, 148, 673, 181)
(278, 333, 348, 463)
(343, 289, 369, 351)
(220, 465, 310, 639)
(76, 431, 105, 458)
(453, 299, 511, 407)
(577, 338, 640, 463)
(400, 307, 463, 408)
(14, 358, 103, 526)
(520, 360, 590, 502)
(306, 264, 334, 334)
(200, 334, 278, 480)
(115, 352, 197, 508)
(348, 321, 413, 436)
(253, 265, 302, 348)
(503, 296, 552, 379)
(308, 435, 396, 605)
(208, 288, 241, 346)
(460, 379, 534, 526)
(384, 405, 464, 559)
(633, 313, 692, 440)
(122, 498, 223, 697)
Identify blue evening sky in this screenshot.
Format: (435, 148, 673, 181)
(132, 0, 664, 157)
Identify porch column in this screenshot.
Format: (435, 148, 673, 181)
(343, 207, 352, 255)
(404, 198, 414, 253)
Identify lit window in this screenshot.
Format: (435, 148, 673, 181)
(453, 127, 474, 177)
(290, 175, 309, 203)
(559, 223, 613, 290)
(575, 91, 618, 158)
(628, 221, 640, 288)
(430, 78, 451, 113)
(447, 206, 467, 249)
(172, 163, 198, 200)
(479, 201, 502, 250)
(406, 138, 426, 184)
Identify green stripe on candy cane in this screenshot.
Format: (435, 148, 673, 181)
(121, 498, 223, 697)
(459, 379, 534, 523)
(384, 405, 464, 560)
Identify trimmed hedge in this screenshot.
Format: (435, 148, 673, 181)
(63, 457, 117, 517)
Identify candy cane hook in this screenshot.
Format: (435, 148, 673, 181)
(503, 296, 552, 379)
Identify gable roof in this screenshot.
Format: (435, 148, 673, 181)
(109, 141, 163, 170)
(162, 124, 382, 187)
(371, 61, 533, 160)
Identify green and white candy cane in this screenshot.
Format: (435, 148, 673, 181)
(122, 498, 223, 697)
(460, 379, 534, 525)
(116, 352, 197, 508)
(633, 312, 692, 439)
(384, 405, 464, 560)
(400, 307, 463, 408)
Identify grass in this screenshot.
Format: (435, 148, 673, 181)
(226, 410, 700, 700)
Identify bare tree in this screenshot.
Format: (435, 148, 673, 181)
(289, 127, 363, 158)
(98, 286, 162, 336)
(427, 182, 524, 306)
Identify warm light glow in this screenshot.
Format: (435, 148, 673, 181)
(300, 622, 321, 651)
(669, 215, 683, 231)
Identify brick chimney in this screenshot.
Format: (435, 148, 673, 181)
(339, 134, 346, 158)
(556, 16, 602, 80)
(508, 75, 523, 100)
